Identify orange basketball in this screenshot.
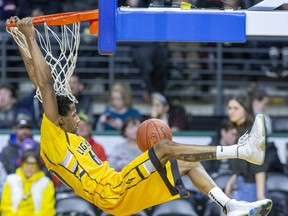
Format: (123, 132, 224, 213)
(136, 118, 172, 152)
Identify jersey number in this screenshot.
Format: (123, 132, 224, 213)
(89, 150, 102, 165)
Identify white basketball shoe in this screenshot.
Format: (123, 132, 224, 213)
(225, 199, 272, 216)
(236, 114, 266, 165)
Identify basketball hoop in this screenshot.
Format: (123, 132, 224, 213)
(6, 10, 98, 103)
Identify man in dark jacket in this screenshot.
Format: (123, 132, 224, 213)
(0, 113, 38, 174)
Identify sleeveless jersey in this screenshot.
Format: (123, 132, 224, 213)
(40, 114, 187, 215)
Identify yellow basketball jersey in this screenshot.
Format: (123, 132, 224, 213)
(40, 114, 187, 215)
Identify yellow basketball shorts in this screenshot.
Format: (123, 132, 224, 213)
(94, 148, 188, 215)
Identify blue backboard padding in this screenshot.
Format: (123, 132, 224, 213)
(117, 10, 246, 42)
(98, 0, 116, 55)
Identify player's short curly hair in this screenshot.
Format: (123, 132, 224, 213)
(56, 95, 74, 116)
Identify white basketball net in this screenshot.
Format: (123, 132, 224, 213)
(7, 22, 80, 103)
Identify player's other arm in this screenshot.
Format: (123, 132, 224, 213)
(16, 17, 60, 125)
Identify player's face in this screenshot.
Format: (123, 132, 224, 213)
(61, 104, 80, 134)
(227, 99, 246, 126)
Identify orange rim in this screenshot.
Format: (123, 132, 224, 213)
(7, 9, 98, 27)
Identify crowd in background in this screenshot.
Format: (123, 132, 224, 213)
(1, 76, 287, 215)
(1, 0, 288, 216)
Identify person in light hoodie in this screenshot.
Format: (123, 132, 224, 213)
(0, 150, 55, 216)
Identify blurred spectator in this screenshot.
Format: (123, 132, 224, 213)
(167, 0, 201, 81)
(150, 92, 189, 132)
(168, 41, 201, 81)
(0, 113, 39, 174)
(131, 42, 169, 102)
(247, 83, 273, 134)
(118, 0, 150, 7)
(17, 0, 61, 18)
(201, 119, 237, 176)
(15, 88, 43, 129)
(77, 111, 107, 161)
(61, 0, 98, 11)
(1, 150, 55, 216)
(0, 161, 7, 197)
(254, 4, 288, 78)
(222, 0, 246, 9)
(69, 74, 94, 122)
(197, 0, 248, 9)
(0, 84, 17, 129)
(96, 82, 142, 131)
(0, 0, 16, 20)
(108, 117, 142, 171)
(118, 0, 170, 101)
(225, 94, 268, 202)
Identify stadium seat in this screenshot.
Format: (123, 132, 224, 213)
(181, 175, 200, 194)
(100, 210, 148, 216)
(151, 199, 198, 216)
(202, 199, 222, 216)
(56, 183, 97, 216)
(56, 196, 97, 216)
(266, 172, 288, 216)
(211, 172, 232, 191)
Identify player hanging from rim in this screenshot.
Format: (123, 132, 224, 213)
(7, 16, 273, 216)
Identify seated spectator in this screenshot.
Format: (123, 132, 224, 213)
(225, 94, 267, 202)
(96, 82, 142, 131)
(17, 0, 61, 18)
(108, 117, 142, 171)
(201, 119, 237, 176)
(0, 84, 17, 129)
(0, 0, 16, 20)
(77, 111, 107, 161)
(150, 92, 189, 132)
(15, 88, 43, 129)
(247, 83, 273, 134)
(0, 113, 38, 174)
(69, 74, 94, 123)
(0, 150, 55, 216)
(0, 161, 7, 197)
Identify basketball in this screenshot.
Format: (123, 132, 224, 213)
(136, 118, 172, 152)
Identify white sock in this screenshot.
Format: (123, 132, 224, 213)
(208, 187, 231, 209)
(216, 145, 238, 159)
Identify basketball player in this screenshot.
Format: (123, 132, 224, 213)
(8, 16, 272, 216)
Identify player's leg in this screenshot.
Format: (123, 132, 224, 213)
(153, 114, 266, 166)
(179, 161, 272, 216)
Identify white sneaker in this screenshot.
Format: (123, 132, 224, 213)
(225, 199, 272, 216)
(237, 114, 266, 165)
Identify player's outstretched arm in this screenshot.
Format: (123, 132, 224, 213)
(7, 17, 38, 87)
(15, 17, 60, 125)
